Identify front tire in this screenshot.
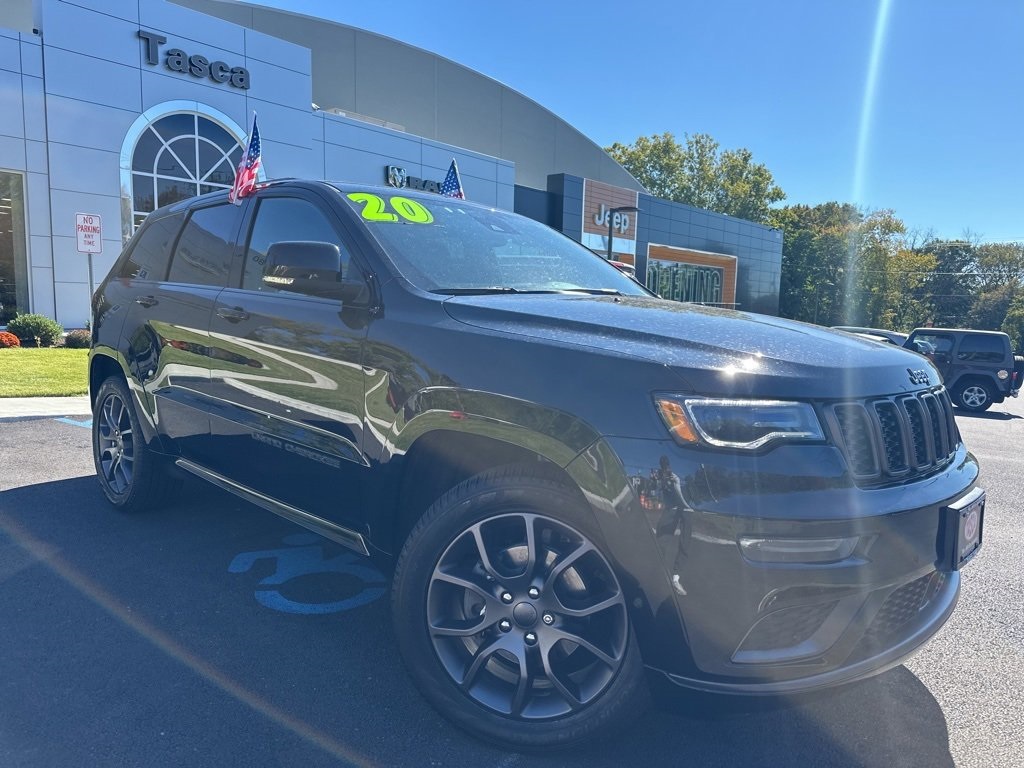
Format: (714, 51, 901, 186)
(391, 466, 649, 750)
(92, 375, 175, 511)
(954, 381, 994, 412)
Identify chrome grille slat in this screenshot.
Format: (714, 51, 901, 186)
(831, 387, 960, 487)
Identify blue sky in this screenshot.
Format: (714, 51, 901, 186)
(253, 0, 1023, 243)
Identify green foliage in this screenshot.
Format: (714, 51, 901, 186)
(605, 132, 785, 223)
(62, 329, 92, 349)
(6, 313, 65, 347)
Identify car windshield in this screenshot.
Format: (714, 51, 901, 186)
(334, 186, 649, 296)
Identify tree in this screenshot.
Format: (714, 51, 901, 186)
(606, 132, 785, 223)
(918, 240, 979, 326)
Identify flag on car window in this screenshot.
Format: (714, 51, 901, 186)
(440, 158, 465, 199)
(229, 113, 261, 205)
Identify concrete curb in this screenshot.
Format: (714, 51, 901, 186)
(0, 396, 92, 419)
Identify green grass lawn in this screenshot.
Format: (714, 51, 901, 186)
(0, 348, 89, 397)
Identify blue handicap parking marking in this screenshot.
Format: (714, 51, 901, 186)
(229, 532, 387, 615)
(55, 417, 92, 428)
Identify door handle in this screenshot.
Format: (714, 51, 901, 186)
(216, 306, 250, 323)
(134, 295, 158, 307)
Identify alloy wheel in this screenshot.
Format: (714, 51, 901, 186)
(96, 392, 135, 494)
(961, 385, 988, 409)
(426, 512, 627, 720)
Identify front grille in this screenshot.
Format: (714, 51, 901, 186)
(830, 387, 959, 486)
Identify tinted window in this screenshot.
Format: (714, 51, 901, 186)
(957, 335, 1006, 362)
(118, 212, 185, 280)
(243, 197, 348, 292)
(167, 204, 240, 287)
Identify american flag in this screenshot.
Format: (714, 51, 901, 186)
(440, 158, 465, 199)
(228, 113, 261, 205)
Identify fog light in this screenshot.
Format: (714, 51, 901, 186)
(739, 536, 858, 564)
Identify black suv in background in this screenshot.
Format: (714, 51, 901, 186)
(89, 181, 983, 749)
(905, 328, 1021, 411)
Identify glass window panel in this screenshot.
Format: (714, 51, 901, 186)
(157, 178, 197, 208)
(198, 140, 228, 179)
(243, 197, 346, 292)
(199, 183, 230, 196)
(0, 172, 28, 324)
(155, 147, 188, 179)
(204, 158, 236, 187)
(132, 173, 155, 213)
(131, 128, 163, 172)
(168, 204, 240, 287)
(151, 113, 195, 144)
(168, 138, 198, 178)
(229, 147, 242, 168)
(198, 119, 237, 152)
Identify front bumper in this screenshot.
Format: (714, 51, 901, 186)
(566, 436, 980, 693)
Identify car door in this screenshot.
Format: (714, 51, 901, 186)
(204, 188, 373, 526)
(114, 203, 243, 461)
(909, 331, 955, 381)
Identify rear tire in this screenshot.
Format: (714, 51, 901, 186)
(953, 380, 994, 412)
(391, 465, 649, 750)
(92, 375, 177, 511)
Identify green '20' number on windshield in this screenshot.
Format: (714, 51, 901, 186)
(347, 193, 434, 224)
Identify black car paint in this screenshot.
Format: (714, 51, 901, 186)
(89, 181, 980, 694)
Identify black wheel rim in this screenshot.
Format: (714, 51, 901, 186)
(427, 512, 628, 720)
(97, 392, 135, 494)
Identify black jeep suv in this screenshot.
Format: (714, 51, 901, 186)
(89, 181, 983, 749)
(905, 327, 1021, 412)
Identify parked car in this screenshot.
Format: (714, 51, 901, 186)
(89, 181, 983, 749)
(831, 326, 909, 346)
(904, 327, 1020, 411)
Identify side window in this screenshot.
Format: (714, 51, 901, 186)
(957, 335, 1005, 362)
(118, 212, 185, 280)
(242, 197, 350, 292)
(166, 204, 240, 287)
(915, 333, 954, 355)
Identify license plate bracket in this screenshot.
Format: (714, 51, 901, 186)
(939, 488, 984, 571)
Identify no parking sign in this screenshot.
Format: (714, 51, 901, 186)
(75, 213, 102, 253)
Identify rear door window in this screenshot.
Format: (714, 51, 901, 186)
(167, 204, 242, 287)
(118, 212, 185, 281)
(957, 335, 1006, 362)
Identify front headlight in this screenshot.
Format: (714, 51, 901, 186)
(654, 396, 824, 450)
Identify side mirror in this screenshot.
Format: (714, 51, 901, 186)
(263, 241, 363, 301)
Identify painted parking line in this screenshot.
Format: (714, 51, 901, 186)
(55, 417, 92, 428)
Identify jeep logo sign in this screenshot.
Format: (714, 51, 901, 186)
(907, 368, 930, 386)
(138, 30, 250, 89)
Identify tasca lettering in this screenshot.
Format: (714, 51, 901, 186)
(138, 30, 250, 89)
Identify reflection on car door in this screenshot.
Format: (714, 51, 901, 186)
(204, 190, 372, 526)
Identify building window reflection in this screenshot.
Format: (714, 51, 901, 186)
(647, 260, 724, 305)
(129, 113, 243, 232)
(0, 171, 28, 325)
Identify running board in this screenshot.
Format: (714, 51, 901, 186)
(175, 458, 370, 557)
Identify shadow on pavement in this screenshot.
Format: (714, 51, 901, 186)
(954, 408, 1021, 421)
(0, 475, 955, 768)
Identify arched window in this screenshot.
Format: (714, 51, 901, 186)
(129, 113, 243, 231)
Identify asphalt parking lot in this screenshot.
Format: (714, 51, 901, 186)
(1, 398, 1021, 767)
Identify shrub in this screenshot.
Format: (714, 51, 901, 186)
(63, 329, 92, 348)
(0, 331, 21, 348)
(7, 313, 64, 347)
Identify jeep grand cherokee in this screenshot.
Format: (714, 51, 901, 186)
(89, 181, 983, 749)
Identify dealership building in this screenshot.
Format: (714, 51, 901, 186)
(0, 0, 782, 328)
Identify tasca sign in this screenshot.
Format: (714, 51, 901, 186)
(138, 30, 250, 89)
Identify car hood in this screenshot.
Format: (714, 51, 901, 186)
(442, 294, 938, 399)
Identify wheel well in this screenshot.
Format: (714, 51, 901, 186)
(89, 354, 124, 408)
(391, 430, 579, 554)
(954, 375, 995, 393)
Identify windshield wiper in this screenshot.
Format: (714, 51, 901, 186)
(432, 287, 560, 295)
(556, 288, 625, 296)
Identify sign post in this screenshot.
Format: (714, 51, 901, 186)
(76, 213, 102, 299)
